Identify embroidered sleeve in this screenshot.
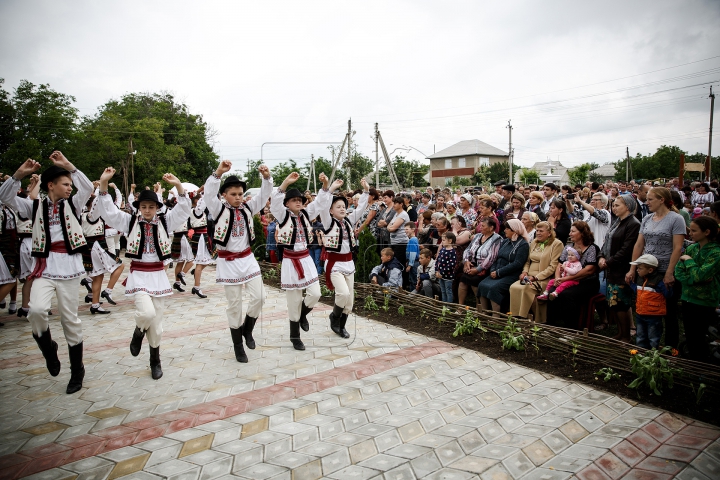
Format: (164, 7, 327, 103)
(246, 175, 273, 216)
(0, 176, 32, 219)
(95, 192, 131, 232)
(70, 169, 94, 215)
(203, 173, 222, 218)
(212, 172, 222, 179)
(270, 187, 288, 221)
(590, 208, 610, 225)
(166, 192, 191, 231)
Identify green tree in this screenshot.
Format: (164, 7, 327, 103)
(1, 80, 79, 167)
(472, 165, 490, 186)
(519, 168, 540, 185)
(612, 145, 712, 181)
(252, 215, 267, 261)
(243, 159, 263, 189)
(568, 163, 593, 186)
(378, 156, 430, 188)
(488, 161, 520, 184)
(271, 159, 308, 192)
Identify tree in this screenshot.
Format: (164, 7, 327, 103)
(488, 161, 521, 184)
(1, 80, 79, 166)
(377, 156, 429, 189)
(519, 168, 540, 185)
(252, 215, 266, 261)
(472, 166, 490, 186)
(568, 163, 593, 186)
(611, 145, 716, 181)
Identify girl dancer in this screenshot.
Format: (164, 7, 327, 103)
(187, 188, 213, 298)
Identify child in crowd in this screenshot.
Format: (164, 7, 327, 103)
(412, 249, 440, 298)
(266, 213, 278, 263)
(405, 223, 419, 290)
(537, 246, 582, 301)
(370, 247, 404, 288)
(309, 216, 324, 274)
(675, 216, 720, 361)
(628, 254, 671, 349)
(435, 231, 457, 303)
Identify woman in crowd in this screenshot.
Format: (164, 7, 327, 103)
(458, 193, 477, 229)
(375, 190, 396, 254)
(475, 198, 500, 234)
(599, 195, 640, 340)
(625, 187, 686, 348)
(450, 215, 473, 303)
(609, 186, 619, 200)
(457, 217, 502, 308)
(504, 193, 526, 221)
(509, 221, 564, 322)
(521, 211, 540, 242)
(357, 188, 382, 235)
(445, 201, 457, 221)
(547, 199, 572, 244)
(527, 191, 546, 221)
(386, 196, 410, 268)
(547, 221, 600, 328)
(477, 219, 530, 313)
(434, 194, 447, 216)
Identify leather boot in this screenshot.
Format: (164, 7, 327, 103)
(242, 315, 257, 350)
(290, 321, 305, 350)
(33, 329, 61, 376)
(329, 305, 344, 336)
(149, 346, 163, 379)
(66, 343, 85, 394)
(130, 326, 145, 357)
(230, 327, 248, 363)
(299, 302, 312, 332)
(338, 313, 350, 339)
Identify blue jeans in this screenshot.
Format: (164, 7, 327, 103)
(635, 314, 662, 349)
(439, 278, 454, 303)
(309, 246, 323, 274)
(407, 262, 418, 291)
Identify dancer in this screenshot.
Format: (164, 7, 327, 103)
(103, 182, 123, 256)
(0, 197, 18, 316)
(187, 188, 212, 298)
(95, 167, 190, 379)
(203, 161, 272, 362)
(271, 172, 332, 350)
(0, 153, 94, 394)
(319, 175, 369, 338)
(16, 175, 47, 318)
(170, 196, 193, 292)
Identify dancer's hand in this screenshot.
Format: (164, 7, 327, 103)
(49, 151, 74, 171)
(216, 160, 232, 176)
(13, 159, 41, 179)
(361, 178, 370, 192)
(258, 164, 271, 179)
(99, 167, 116, 191)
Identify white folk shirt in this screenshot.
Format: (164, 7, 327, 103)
(0, 171, 93, 280)
(204, 174, 273, 285)
(96, 191, 190, 297)
(319, 191, 369, 276)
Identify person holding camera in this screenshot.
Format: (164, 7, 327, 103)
(574, 192, 610, 249)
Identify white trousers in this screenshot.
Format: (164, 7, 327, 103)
(224, 276, 265, 329)
(134, 293, 166, 347)
(29, 277, 83, 346)
(285, 281, 321, 322)
(331, 271, 354, 314)
(105, 234, 120, 255)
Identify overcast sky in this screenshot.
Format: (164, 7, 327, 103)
(1, 0, 718, 177)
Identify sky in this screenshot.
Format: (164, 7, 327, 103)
(1, 0, 719, 177)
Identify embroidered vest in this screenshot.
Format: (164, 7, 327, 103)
(0, 206, 13, 235)
(16, 211, 32, 237)
(31, 198, 87, 258)
(125, 215, 172, 260)
(190, 209, 207, 228)
(213, 203, 255, 246)
(81, 212, 106, 238)
(276, 209, 313, 251)
(322, 217, 357, 253)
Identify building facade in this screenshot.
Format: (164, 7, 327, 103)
(427, 139, 508, 187)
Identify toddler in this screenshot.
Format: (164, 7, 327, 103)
(537, 246, 582, 300)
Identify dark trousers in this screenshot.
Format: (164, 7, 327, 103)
(390, 243, 408, 288)
(664, 280, 682, 348)
(682, 301, 712, 361)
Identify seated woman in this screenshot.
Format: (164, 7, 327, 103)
(521, 211, 540, 242)
(508, 221, 564, 322)
(546, 221, 600, 329)
(477, 219, 530, 313)
(504, 193, 527, 221)
(547, 198, 572, 244)
(457, 217, 502, 308)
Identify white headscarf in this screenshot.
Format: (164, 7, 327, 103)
(506, 218, 530, 243)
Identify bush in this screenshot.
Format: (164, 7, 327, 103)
(355, 226, 380, 283)
(252, 215, 267, 261)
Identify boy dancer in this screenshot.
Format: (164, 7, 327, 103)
(15, 174, 40, 318)
(203, 160, 272, 362)
(0, 153, 93, 394)
(271, 172, 331, 350)
(319, 175, 369, 338)
(95, 167, 190, 379)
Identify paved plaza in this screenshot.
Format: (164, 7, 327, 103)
(1, 262, 719, 480)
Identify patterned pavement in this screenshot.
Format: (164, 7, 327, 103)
(1, 260, 719, 480)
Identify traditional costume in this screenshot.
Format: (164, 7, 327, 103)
(203, 174, 272, 362)
(95, 188, 190, 379)
(187, 193, 213, 298)
(0, 166, 94, 394)
(319, 191, 368, 338)
(270, 186, 329, 350)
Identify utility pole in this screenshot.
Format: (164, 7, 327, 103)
(506, 120, 513, 184)
(347, 118, 352, 187)
(310, 154, 316, 192)
(375, 123, 380, 187)
(626, 147, 630, 183)
(707, 86, 715, 181)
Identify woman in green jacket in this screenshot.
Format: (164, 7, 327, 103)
(675, 216, 720, 362)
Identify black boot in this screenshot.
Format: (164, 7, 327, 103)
(149, 346, 163, 379)
(242, 315, 257, 350)
(191, 287, 207, 299)
(173, 282, 185, 293)
(80, 277, 92, 293)
(66, 343, 85, 394)
(230, 327, 248, 363)
(33, 329, 61, 376)
(299, 302, 312, 332)
(329, 305, 344, 336)
(338, 313, 350, 339)
(290, 321, 305, 350)
(130, 326, 145, 356)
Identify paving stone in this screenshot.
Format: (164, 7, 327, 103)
(409, 451, 443, 478)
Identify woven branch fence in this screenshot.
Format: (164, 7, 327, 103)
(258, 261, 720, 396)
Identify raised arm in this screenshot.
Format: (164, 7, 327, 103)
(348, 179, 370, 225)
(245, 164, 273, 215)
(162, 174, 191, 231)
(110, 183, 123, 208)
(306, 173, 339, 220)
(203, 161, 230, 218)
(0, 158, 41, 218)
(97, 167, 131, 232)
(42, 152, 93, 213)
(317, 173, 334, 229)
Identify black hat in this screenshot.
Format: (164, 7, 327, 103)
(283, 188, 305, 206)
(40, 166, 71, 192)
(493, 180, 507, 187)
(132, 190, 164, 209)
(219, 175, 247, 194)
(330, 195, 348, 209)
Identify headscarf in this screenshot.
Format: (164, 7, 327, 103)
(506, 218, 530, 243)
(460, 193, 473, 207)
(619, 194, 637, 215)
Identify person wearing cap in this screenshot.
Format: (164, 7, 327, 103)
(0, 153, 94, 394)
(95, 166, 191, 380)
(628, 253, 671, 348)
(320, 176, 369, 338)
(201, 161, 272, 363)
(499, 184, 515, 212)
(493, 180, 506, 196)
(271, 171, 335, 350)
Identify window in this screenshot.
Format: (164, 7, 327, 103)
(445, 159, 452, 169)
(479, 157, 489, 167)
(458, 158, 466, 168)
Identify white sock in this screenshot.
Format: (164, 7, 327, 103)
(92, 303, 100, 308)
(104, 288, 112, 294)
(9, 301, 16, 307)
